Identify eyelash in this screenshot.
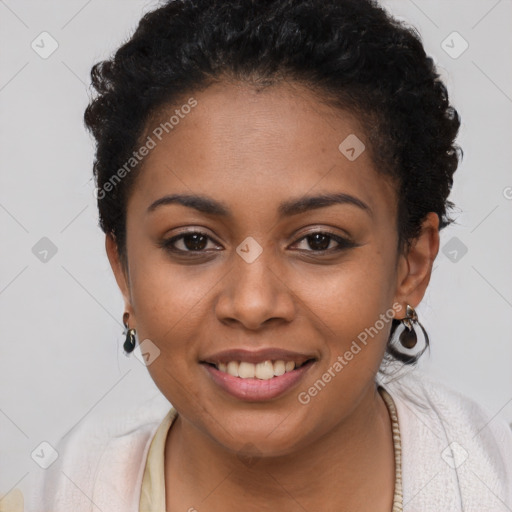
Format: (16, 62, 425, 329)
(160, 230, 358, 256)
(294, 232, 357, 253)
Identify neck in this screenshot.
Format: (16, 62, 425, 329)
(165, 383, 395, 512)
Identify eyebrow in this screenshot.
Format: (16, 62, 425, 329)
(147, 194, 229, 216)
(278, 192, 372, 218)
(146, 192, 372, 218)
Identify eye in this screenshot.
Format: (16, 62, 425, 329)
(160, 231, 221, 254)
(292, 231, 358, 253)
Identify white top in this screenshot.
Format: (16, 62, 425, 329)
(27, 370, 512, 512)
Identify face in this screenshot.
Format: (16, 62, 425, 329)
(107, 80, 436, 456)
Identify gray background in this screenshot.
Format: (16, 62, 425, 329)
(1, 0, 511, 503)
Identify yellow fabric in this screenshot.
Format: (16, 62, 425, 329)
(139, 388, 402, 511)
(139, 407, 178, 512)
(0, 488, 24, 512)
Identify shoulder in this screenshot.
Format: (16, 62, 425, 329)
(383, 369, 512, 441)
(27, 393, 172, 512)
(381, 369, 512, 510)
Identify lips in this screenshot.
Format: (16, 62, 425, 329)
(200, 348, 317, 401)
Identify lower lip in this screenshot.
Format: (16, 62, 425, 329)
(202, 361, 315, 402)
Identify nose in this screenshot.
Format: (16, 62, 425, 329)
(214, 251, 296, 331)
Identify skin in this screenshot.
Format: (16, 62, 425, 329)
(106, 80, 440, 511)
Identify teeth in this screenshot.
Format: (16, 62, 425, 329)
(227, 361, 239, 377)
(215, 360, 299, 379)
(255, 360, 274, 380)
(273, 360, 286, 376)
(238, 361, 255, 378)
(285, 361, 295, 372)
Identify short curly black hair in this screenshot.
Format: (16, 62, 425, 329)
(84, 0, 461, 364)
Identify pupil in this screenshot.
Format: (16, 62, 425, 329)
(184, 233, 207, 251)
(309, 233, 330, 250)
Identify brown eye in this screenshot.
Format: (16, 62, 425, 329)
(293, 232, 358, 253)
(161, 231, 220, 253)
(304, 233, 331, 251)
(179, 233, 208, 251)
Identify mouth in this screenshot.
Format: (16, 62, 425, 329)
(200, 348, 317, 401)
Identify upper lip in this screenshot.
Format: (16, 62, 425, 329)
(201, 348, 317, 366)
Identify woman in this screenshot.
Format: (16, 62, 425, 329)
(32, 0, 512, 510)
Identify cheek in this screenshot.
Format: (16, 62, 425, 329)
(310, 245, 396, 320)
(127, 253, 215, 407)
(126, 249, 216, 390)
(292, 254, 397, 420)
(128, 237, 212, 330)
(307, 248, 397, 368)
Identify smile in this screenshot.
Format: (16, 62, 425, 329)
(200, 348, 317, 401)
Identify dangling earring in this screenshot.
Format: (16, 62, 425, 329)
(123, 312, 136, 354)
(398, 304, 429, 349)
(384, 304, 430, 367)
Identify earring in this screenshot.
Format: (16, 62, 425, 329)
(122, 312, 137, 354)
(398, 304, 429, 349)
(384, 304, 430, 366)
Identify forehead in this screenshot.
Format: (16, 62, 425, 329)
(128, 81, 397, 226)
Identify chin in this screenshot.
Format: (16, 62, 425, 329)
(203, 403, 316, 458)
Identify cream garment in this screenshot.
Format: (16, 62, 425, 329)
(139, 408, 177, 512)
(29, 370, 512, 511)
(138, 387, 403, 512)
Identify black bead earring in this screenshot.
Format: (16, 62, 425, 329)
(398, 304, 429, 349)
(123, 312, 137, 354)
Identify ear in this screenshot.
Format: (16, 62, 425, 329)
(105, 234, 135, 324)
(393, 212, 440, 318)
